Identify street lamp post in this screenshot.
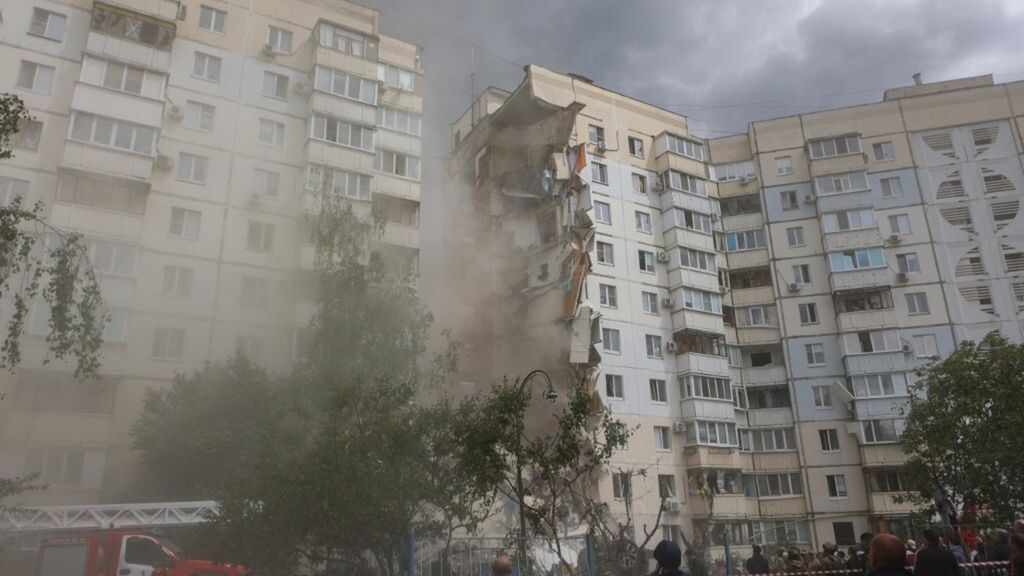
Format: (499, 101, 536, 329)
(513, 369, 558, 576)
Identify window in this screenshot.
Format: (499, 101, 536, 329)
(664, 134, 705, 160)
(70, 113, 155, 155)
(754, 473, 803, 497)
(654, 426, 671, 450)
(676, 331, 727, 357)
(913, 334, 938, 358)
(17, 61, 55, 94)
(834, 522, 856, 547)
(375, 149, 421, 180)
(605, 374, 624, 399)
(828, 248, 885, 272)
(753, 520, 811, 545)
(662, 170, 707, 196)
(82, 239, 137, 276)
(599, 284, 617, 308)
(649, 379, 667, 403)
(588, 125, 605, 147)
(850, 373, 904, 398)
(257, 119, 285, 146)
(591, 162, 608, 184)
(236, 335, 264, 358)
(845, 330, 900, 354)
(750, 351, 773, 367)
(632, 173, 647, 194)
(0, 176, 30, 207)
(725, 229, 765, 252)
(819, 428, 840, 452)
(675, 209, 713, 234)
(596, 241, 614, 265)
(169, 207, 201, 239)
(715, 160, 756, 182)
(873, 141, 894, 161)
(177, 153, 208, 184)
(628, 136, 644, 157)
(836, 289, 893, 313)
(639, 250, 656, 273)
(612, 473, 631, 499)
(89, 5, 174, 49)
(775, 156, 793, 176)
(593, 201, 611, 224)
(184, 101, 215, 131)
(739, 428, 796, 452)
(897, 253, 921, 274)
(311, 115, 375, 150)
(870, 470, 905, 493)
(792, 264, 811, 285)
(12, 119, 42, 151)
(679, 248, 716, 273)
(862, 419, 901, 443)
(319, 23, 378, 60)
(150, 326, 186, 361)
(254, 168, 280, 198)
(680, 287, 722, 313)
(721, 194, 762, 217)
(815, 171, 869, 195)
(786, 226, 805, 247)
(192, 52, 222, 82)
(635, 211, 652, 233)
(198, 5, 226, 33)
(812, 385, 832, 408)
(602, 327, 621, 353)
(658, 475, 677, 499)
(888, 214, 911, 235)
(799, 303, 819, 325)
(881, 177, 903, 198)
(905, 292, 929, 315)
(262, 71, 289, 99)
(377, 63, 415, 91)
(267, 26, 293, 53)
(645, 334, 663, 358)
(686, 421, 738, 447)
(307, 165, 373, 201)
(246, 221, 275, 252)
(240, 276, 271, 309)
(805, 343, 825, 366)
(823, 208, 876, 232)
(642, 292, 659, 314)
(376, 106, 422, 136)
(808, 135, 861, 159)
(680, 374, 731, 401)
(316, 66, 378, 105)
(30, 8, 67, 41)
(161, 265, 193, 298)
(744, 306, 770, 326)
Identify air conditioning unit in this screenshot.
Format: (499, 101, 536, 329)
(177, 4, 187, 20)
(657, 251, 670, 263)
(896, 271, 909, 282)
(168, 105, 184, 120)
(665, 341, 678, 353)
(262, 43, 277, 56)
(294, 81, 311, 95)
(673, 422, 687, 434)
(250, 192, 264, 203)
(901, 343, 913, 353)
(653, 180, 666, 192)
(889, 234, 902, 243)
(789, 282, 801, 292)
(661, 296, 674, 308)
(804, 194, 816, 203)
(154, 154, 173, 170)
(664, 499, 682, 513)
(597, 141, 608, 152)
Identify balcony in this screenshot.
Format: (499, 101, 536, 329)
(688, 496, 759, 519)
(744, 407, 794, 428)
(668, 268, 720, 292)
(127, 0, 181, 19)
(377, 130, 422, 158)
(654, 150, 707, 180)
(676, 353, 729, 376)
(869, 493, 918, 514)
(310, 91, 376, 127)
(757, 497, 808, 518)
(683, 445, 745, 469)
(660, 190, 715, 214)
(729, 286, 775, 307)
(860, 444, 908, 467)
(739, 365, 788, 386)
(375, 173, 421, 202)
(313, 45, 378, 85)
(304, 139, 375, 174)
(61, 141, 152, 183)
(736, 326, 782, 346)
(71, 83, 164, 128)
(717, 179, 761, 199)
(726, 248, 769, 269)
(85, 31, 171, 72)
(670, 308, 724, 334)
(722, 212, 763, 232)
(843, 350, 911, 375)
(380, 222, 419, 249)
(662, 228, 716, 253)
(809, 153, 867, 177)
(823, 228, 884, 252)
(48, 203, 144, 239)
(749, 451, 801, 471)
(815, 189, 873, 213)
(680, 398, 735, 421)
(300, 189, 374, 218)
(830, 268, 891, 292)
(837, 309, 894, 332)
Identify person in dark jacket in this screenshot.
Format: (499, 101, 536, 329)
(684, 547, 708, 576)
(746, 545, 772, 575)
(990, 530, 1013, 562)
(651, 540, 689, 576)
(1009, 532, 1024, 576)
(868, 534, 914, 576)
(915, 528, 959, 576)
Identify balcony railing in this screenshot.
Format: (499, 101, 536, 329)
(739, 365, 788, 386)
(830, 267, 892, 292)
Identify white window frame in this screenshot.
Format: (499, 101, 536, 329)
(29, 8, 67, 41)
(808, 135, 861, 159)
(246, 221, 275, 253)
(596, 241, 614, 265)
(805, 343, 826, 366)
(873, 141, 894, 161)
(812, 385, 832, 408)
(591, 162, 608, 184)
(786, 226, 805, 247)
(888, 213, 912, 236)
(315, 65, 378, 105)
(257, 118, 285, 147)
(793, 264, 811, 285)
(649, 379, 668, 403)
(905, 292, 929, 315)
(913, 334, 938, 358)
(267, 26, 293, 53)
(262, 71, 289, 100)
(17, 61, 55, 94)
(799, 303, 818, 325)
(775, 156, 793, 176)
(184, 101, 215, 131)
(654, 426, 671, 451)
(254, 168, 280, 198)
(826, 474, 848, 498)
(598, 283, 618, 308)
(641, 291, 659, 315)
(192, 52, 222, 83)
(645, 334, 663, 358)
(881, 177, 904, 198)
(593, 201, 611, 224)
(628, 136, 644, 158)
(161, 265, 194, 298)
(602, 327, 621, 354)
(897, 252, 921, 274)
(819, 428, 840, 452)
(605, 374, 624, 399)
(635, 211, 652, 234)
(152, 327, 185, 360)
(375, 149, 421, 181)
(638, 250, 656, 273)
(176, 153, 209, 184)
(198, 5, 227, 34)
(169, 207, 201, 240)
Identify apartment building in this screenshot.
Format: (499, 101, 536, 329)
(0, 0, 422, 505)
(444, 69, 1024, 553)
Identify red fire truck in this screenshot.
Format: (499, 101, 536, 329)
(35, 528, 246, 576)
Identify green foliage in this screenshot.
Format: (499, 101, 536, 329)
(901, 333, 1024, 524)
(0, 93, 106, 379)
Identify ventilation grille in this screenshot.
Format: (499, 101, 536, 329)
(939, 205, 974, 234)
(954, 254, 985, 278)
(982, 172, 1015, 195)
(991, 200, 1019, 231)
(1004, 249, 1024, 273)
(923, 132, 957, 160)
(1012, 282, 1024, 313)
(936, 172, 965, 200)
(972, 126, 999, 157)
(959, 284, 995, 315)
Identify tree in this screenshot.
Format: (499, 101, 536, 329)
(900, 333, 1024, 525)
(0, 93, 105, 379)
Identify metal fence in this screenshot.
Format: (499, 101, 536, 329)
(411, 535, 595, 576)
(727, 563, 1010, 576)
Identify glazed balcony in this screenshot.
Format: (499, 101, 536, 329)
(745, 407, 794, 428)
(836, 309, 894, 332)
(823, 228, 884, 252)
(829, 268, 891, 292)
(739, 365, 788, 386)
